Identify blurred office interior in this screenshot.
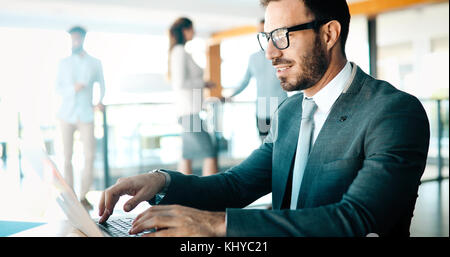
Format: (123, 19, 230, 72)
(0, 0, 448, 237)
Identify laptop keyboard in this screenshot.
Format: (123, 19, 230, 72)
(97, 217, 154, 237)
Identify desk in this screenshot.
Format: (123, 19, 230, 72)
(9, 220, 86, 237)
(5, 192, 272, 237)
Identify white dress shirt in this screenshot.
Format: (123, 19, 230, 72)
(231, 51, 288, 119)
(56, 52, 105, 123)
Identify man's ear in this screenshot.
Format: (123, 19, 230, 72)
(321, 20, 341, 52)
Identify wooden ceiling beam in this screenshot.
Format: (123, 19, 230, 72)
(349, 0, 448, 17)
(209, 0, 448, 43)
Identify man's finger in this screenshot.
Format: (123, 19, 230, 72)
(123, 190, 147, 212)
(98, 182, 130, 222)
(132, 205, 178, 225)
(98, 191, 106, 217)
(98, 209, 111, 224)
(130, 215, 179, 235)
(143, 228, 176, 237)
(132, 209, 158, 227)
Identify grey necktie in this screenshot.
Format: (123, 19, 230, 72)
(290, 98, 317, 210)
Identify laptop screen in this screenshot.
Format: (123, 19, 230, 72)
(21, 142, 103, 237)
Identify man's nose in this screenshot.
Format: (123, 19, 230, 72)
(265, 39, 282, 61)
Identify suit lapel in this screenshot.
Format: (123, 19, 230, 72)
(296, 64, 365, 209)
(272, 94, 303, 210)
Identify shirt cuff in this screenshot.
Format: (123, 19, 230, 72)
(148, 169, 171, 205)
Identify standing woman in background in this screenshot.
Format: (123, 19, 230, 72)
(168, 17, 218, 176)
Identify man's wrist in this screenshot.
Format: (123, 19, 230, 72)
(149, 169, 171, 194)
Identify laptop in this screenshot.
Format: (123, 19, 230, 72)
(21, 143, 153, 237)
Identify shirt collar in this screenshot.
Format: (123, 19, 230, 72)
(71, 50, 88, 58)
(304, 61, 352, 115)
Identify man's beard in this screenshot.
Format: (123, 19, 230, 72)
(275, 34, 329, 92)
(72, 45, 84, 55)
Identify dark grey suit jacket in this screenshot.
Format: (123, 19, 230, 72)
(156, 64, 430, 237)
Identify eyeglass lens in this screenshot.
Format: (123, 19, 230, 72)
(257, 28, 289, 51)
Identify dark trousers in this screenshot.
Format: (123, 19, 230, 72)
(256, 116, 271, 142)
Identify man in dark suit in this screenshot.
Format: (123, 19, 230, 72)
(98, 0, 430, 237)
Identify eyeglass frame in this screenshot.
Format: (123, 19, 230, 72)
(257, 19, 332, 51)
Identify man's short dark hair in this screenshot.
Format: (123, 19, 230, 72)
(68, 26, 87, 38)
(260, 0, 351, 56)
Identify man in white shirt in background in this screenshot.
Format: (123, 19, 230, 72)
(55, 26, 105, 210)
(226, 19, 287, 142)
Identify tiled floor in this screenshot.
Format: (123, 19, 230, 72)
(410, 178, 449, 237)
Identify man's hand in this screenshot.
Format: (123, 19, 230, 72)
(95, 103, 105, 112)
(98, 172, 166, 223)
(74, 83, 85, 92)
(221, 97, 233, 103)
(205, 81, 216, 89)
(129, 205, 226, 237)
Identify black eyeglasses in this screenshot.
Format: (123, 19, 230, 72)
(257, 19, 331, 51)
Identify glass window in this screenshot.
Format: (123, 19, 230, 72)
(377, 2, 449, 99)
(377, 2, 449, 180)
(221, 34, 260, 101)
(0, 27, 210, 206)
(220, 34, 271, 155)
(346, 15, 370, 74)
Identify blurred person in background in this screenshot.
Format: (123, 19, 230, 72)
(55, 26, 105, 210)
(225, 19, 287, 142)
(168, 17, 218, 176)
